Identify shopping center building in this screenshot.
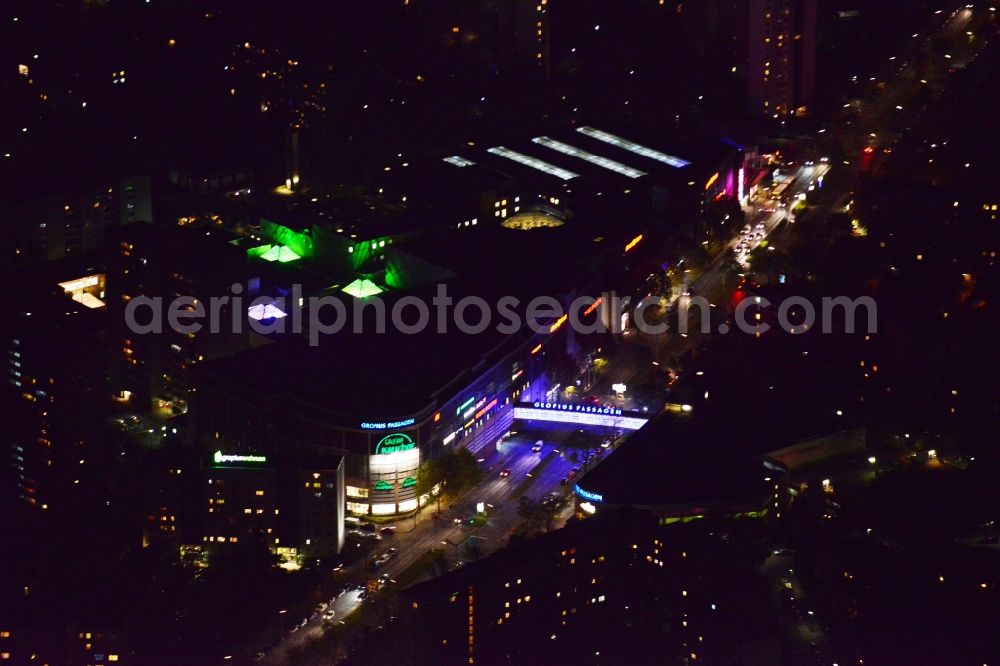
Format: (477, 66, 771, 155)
(189, 126, 743, 516)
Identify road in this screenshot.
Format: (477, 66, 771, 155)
(260, 590, 365, 665)
(381, 435, 584, 578)
(257, 435, 585, 665)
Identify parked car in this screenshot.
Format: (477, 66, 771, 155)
(500, 468, 511, 478)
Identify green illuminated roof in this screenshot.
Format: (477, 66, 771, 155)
(342, 278, 384, 298)
(248, 244, 301, 263)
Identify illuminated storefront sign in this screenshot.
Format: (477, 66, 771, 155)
(374, 480, 394, 491)
(474, 398, 498, 421)
(456, 396, 476, 416)
(513, 404, 648, 430)
(213, 450, 267, 464)
(361, 418, 416, 430)
(532, 402, 622, 415)
(375, 433, 416, 455)
(402, 476, 417, 489)
(574, 484, 604, 503)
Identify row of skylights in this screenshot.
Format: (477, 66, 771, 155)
(532, 136, 647, 179)
(443, 155, 476, 168)
(486, 146, 580, 181)
(576, 126, 691, 168)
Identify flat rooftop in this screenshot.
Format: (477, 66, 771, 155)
(199, 218, 606, 421)
(381, 124, 738, 210)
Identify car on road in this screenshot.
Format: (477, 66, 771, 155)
(560, 477, 568, 485)
(379, 572, 392, 585)
(500, 468, 511, 478)
(453, 514, 465, 524)
(532, 442, 543, 453)
(322, 610, 336, 622)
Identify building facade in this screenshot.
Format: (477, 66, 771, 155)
(747, 0, 817, 117)
(202, 451, 345, 559)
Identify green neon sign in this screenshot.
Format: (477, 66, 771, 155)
(213, 450, 267, 465)
(375, 433, 416, 455)
(402, 476, 417, 489)
(374, 480, 394, 491)
(456, 396, 475, 416)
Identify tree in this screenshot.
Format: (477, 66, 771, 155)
(415, 456, 447, 512)
(544, 346, 579, 388)
(564, 429, 593, 450)
(517, 495, 567, 535)
(748, 246, 787, 279)
(720, 247, 741, 278)
(704, 197, 745, 242)
(673, 233, 712, 272)
(417, 447, 483, 512)
(517, 497, 546, 535)
(463, 538, 483, 560)
(443, 447, 483, 498)
(430, 548, 449, 577)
